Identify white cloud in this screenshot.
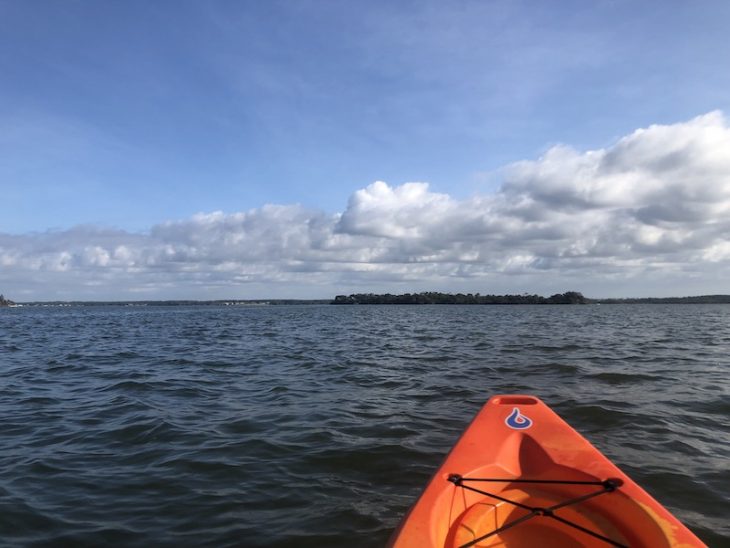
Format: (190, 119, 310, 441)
(2, 112, 730, 299)
(337, 181, 459, 239)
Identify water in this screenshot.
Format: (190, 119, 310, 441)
(1, 304, 728, 547)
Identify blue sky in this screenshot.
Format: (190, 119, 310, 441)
(2, 1, 730, 299)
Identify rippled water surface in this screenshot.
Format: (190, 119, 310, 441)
(1, 304, 728, 546)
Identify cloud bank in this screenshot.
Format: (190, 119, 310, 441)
(3, 112, 730, 300)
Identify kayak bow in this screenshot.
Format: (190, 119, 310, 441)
(389, 395, 705, 547)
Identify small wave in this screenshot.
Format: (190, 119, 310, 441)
(589, 371, 660, 384)
(528, 362, 582, 375)
(100, 380, 160, 393)
(105, 419, 182, 446)
(685, 395, 730, 417)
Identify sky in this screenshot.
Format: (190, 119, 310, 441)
(2, 0, 730, 300)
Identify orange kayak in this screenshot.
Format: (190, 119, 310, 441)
(388, 395, 705, 547)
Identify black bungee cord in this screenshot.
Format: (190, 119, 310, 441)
(447, 474, 628, 548)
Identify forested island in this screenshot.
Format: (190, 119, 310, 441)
(0, 294, 15, 307)
(330, 292, 730, 305)
(332, 291, 587, 305)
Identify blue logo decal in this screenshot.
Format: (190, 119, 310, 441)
(506, 407, 532, 429)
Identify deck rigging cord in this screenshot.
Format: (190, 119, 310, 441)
(447, 474, 628, 548)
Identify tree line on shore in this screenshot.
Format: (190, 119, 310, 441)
(331, 291, 587, 305)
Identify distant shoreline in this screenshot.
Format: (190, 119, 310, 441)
(585, 295, 730, 304)
(3, 299, 332, 307)
(4, 293, 730, 306)
(331, 292, 730, 305)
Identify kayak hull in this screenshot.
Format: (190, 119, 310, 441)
(388, 395, 705, 547)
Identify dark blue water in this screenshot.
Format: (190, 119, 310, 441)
(1, 304, 728, 546)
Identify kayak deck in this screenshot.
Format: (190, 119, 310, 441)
(447, 475, 628, 547)
(389, 395, 705, 547)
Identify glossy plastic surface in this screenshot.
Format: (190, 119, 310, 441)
(388, 395, 705, 547)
